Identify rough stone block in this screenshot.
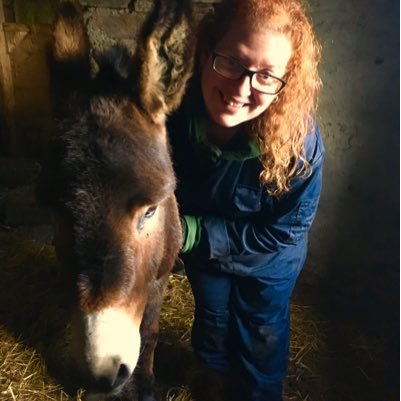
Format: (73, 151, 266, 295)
(193, 0, 218, 3)
(79, 0, 131, 8)
(193, 3, 215, 19)
(133, 0, 153, 13)
(87, 9, 146, 42)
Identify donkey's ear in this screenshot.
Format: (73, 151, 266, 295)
(130, 0, 194, 123)
(51, 1, 89, 66)
(49, 1, 90, 119)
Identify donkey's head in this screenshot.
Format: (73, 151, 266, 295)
(37, 0, 193, 396)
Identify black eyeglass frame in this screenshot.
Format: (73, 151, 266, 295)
(212, 52, 287, 95)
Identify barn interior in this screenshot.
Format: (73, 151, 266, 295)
(0, 0, 399, 401)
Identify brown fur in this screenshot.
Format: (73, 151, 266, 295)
(52, 7, 89, 62)
(37, 1, 193, 399)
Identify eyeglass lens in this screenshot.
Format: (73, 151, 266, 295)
(213, 54, 284, 94)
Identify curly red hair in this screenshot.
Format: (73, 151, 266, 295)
(197, 0, 322, 195)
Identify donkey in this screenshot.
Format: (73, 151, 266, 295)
(36, 1, 193, 399)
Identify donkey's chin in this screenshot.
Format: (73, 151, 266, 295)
(71, 307, 141, 394)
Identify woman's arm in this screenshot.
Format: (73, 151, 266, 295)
(183, 128, 325, 259)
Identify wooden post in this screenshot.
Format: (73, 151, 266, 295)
(0, 0, 16, 154)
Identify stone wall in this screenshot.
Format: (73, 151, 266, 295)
(6, 0, 218, 52)
(80, 0, 217, 52)
(0, 0, 218, 157)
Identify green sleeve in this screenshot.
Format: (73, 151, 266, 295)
(180, 215, 202, 253)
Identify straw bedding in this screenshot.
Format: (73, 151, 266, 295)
(0, 231, 325, 401)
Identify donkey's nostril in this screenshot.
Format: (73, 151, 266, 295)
(94, 364, 130, 392)
(114, 363, 130, 388)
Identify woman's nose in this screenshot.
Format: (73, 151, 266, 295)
(231, 74, 252, 97)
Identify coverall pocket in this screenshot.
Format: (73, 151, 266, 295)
(289, 200, 317, 242)
(232, 185, 262, 212)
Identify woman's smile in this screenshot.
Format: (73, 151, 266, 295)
(222, 93, 249, 110)
(201, 23, 292, 131)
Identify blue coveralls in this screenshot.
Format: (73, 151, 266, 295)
(167, 83, 325, 401)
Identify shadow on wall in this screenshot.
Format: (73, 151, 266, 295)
(298, 0, 399, 399)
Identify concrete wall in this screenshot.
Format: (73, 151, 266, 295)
(304, 0, 399, 328)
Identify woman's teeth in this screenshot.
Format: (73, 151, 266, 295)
(224, 96, 243, 108)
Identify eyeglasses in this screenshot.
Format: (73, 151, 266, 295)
(212, 52, 287, 95)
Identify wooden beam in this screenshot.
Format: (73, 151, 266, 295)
(0, 0, 16, 153)
(0, 2, 15, 114)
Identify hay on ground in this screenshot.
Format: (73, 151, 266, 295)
(0, 231, 326, 401)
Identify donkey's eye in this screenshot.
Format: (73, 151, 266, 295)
(144, 206, 157, 218)
(138, 206, 157, 231)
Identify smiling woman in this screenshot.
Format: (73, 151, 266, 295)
(167, 0, 324, 400)
(200, 26, 293, 137)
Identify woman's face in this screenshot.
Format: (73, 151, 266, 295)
(201, 22, 292, 129)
